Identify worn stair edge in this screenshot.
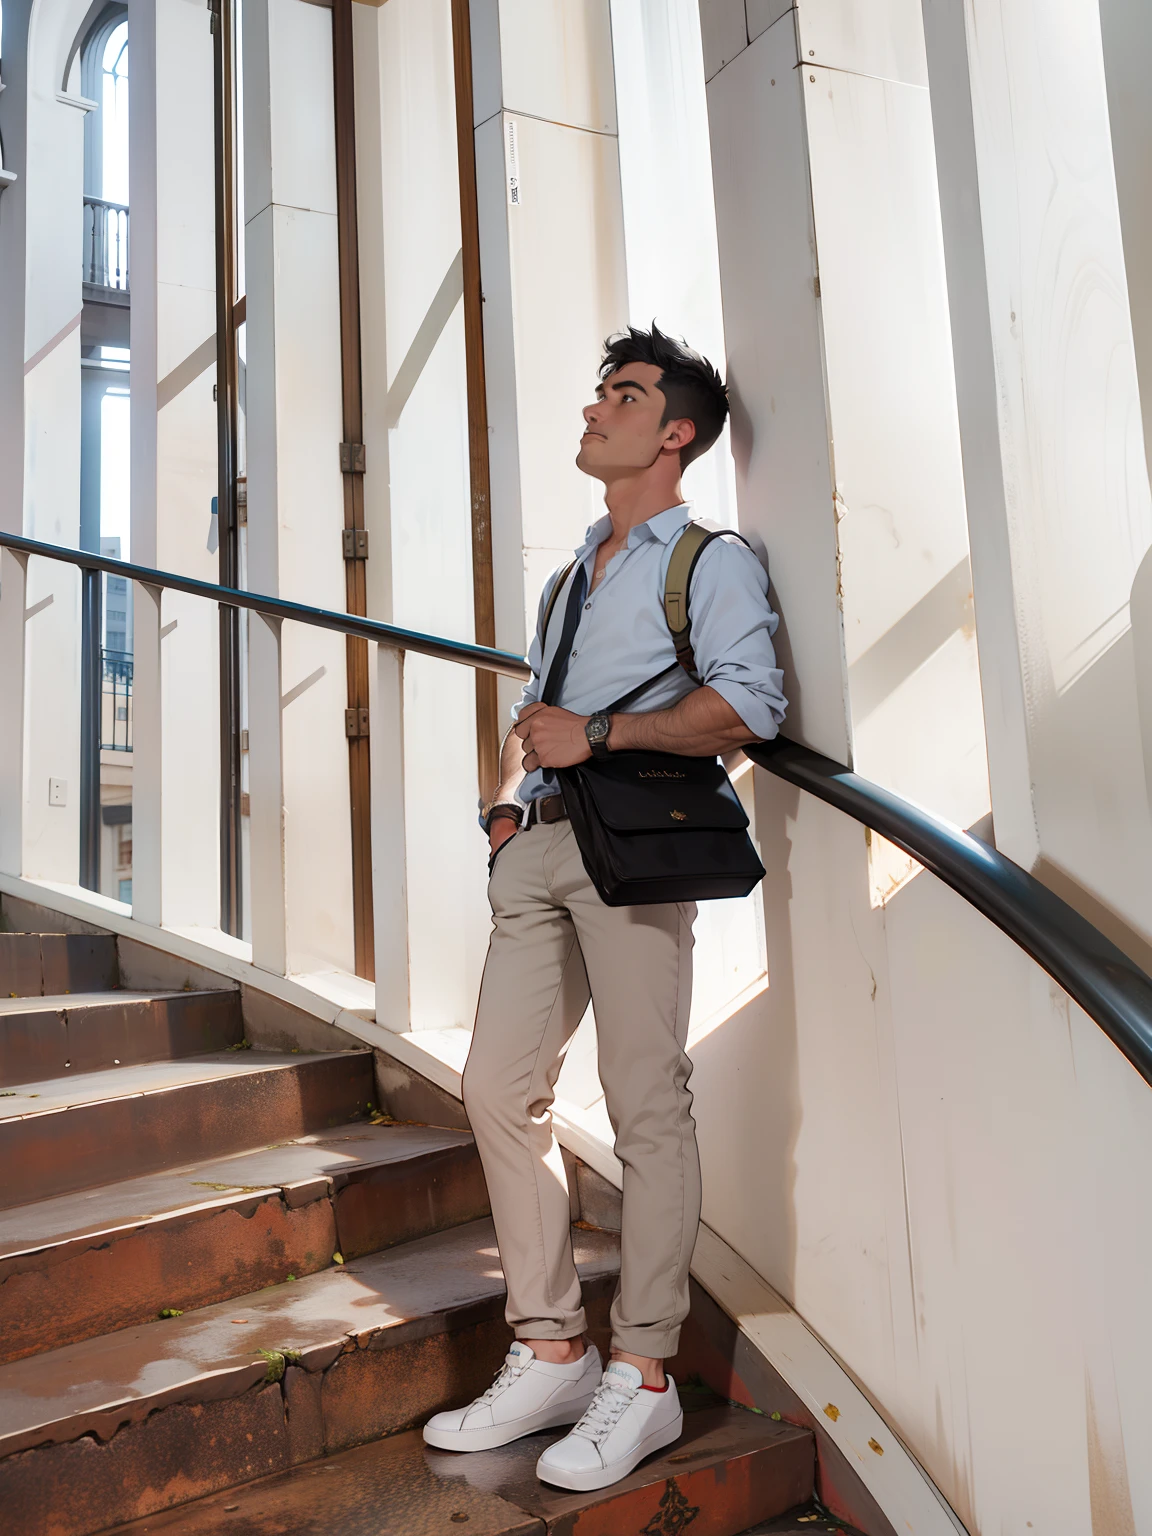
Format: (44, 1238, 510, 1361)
(0, 990, 244, 1087)
(89, 1410, 815, 1536)
(423, 1406, 815, 1536)
(0, 933, 118, 998)
(0, 1126, 490, 1363)
(0, 1219, 618, 1456)
(0, 1221, 620, 1536)
(0, 1051, 376, 1206)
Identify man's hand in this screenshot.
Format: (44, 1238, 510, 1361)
(515, 702, 592, 771)
(489, 816, 519, 856)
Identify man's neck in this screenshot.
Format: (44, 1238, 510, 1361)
(601, 470, 685, 544)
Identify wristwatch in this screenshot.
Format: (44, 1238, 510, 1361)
(585, 713, 612, 761)
(479, 799, 524, 836)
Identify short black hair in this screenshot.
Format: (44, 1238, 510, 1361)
(599, 323, 729, 468)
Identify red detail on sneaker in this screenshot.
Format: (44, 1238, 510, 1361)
(640, 1381, 670, 1393)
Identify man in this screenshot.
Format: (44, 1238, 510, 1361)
(423, 325, 786, 1490)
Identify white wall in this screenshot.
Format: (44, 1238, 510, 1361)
(692, 4, 1152, 1532)
(354, 0, 488, 1030)
(130, 0, 222, 931)
(243, 0, 354, 979)
(923, 0, 1152, 946)
(609, 0, 738, 531)
(471, 0, 629, 712)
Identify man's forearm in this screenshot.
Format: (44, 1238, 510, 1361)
(606, 685, 756, 757)
(494, 725, 528, 802)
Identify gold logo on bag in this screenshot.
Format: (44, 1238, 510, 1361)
(671, 810, 687, 821)
(639, 769, 687, 779)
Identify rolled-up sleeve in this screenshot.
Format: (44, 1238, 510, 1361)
(688, 538, 788, 740)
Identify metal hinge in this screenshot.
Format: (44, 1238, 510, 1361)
(345, 707, 370, 739)
(342, 528, 369, 560)
(339, 441, 366, 474)
(236, 476, 247, 526)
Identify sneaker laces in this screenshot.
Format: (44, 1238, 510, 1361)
(476, 1351, 530, 1405)
(570, 1374, 636, 1444)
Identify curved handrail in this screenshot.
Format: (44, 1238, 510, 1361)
(5, 529, 1152, 1086)
(746, 738, 1152, 1086)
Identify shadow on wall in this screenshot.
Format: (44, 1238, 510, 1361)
(1024, 559, 1152, 974)
(688, 771, 803, 1303)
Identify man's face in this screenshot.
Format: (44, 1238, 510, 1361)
(576, 362, 694, 480)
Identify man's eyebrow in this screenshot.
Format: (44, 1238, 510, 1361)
(603, 378, 649, 396)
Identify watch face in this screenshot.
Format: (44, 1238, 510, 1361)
(587, 714, 610, 743)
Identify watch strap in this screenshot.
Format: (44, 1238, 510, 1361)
(480, 801, 524, 835)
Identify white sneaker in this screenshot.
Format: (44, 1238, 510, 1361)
(422, 1341, 602, 1452)
(535, 1361, 684, 1491)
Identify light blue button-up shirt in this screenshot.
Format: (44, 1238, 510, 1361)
(513, 503, 788, 807)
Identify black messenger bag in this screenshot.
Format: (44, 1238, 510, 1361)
(541, 523, 767, 907)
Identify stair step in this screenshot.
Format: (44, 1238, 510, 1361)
(0, 1219, 621, 1536)
(0, 1123, 490, 1362)
(0, 932, 118, 998)
(0, 1050, 375, 1205)
(744, 1511, 860, 1534)
(0, 989, 243, 1086)
(96, 1407, 814, 1536)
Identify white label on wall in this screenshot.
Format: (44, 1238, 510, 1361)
(506, 117, 522, 206)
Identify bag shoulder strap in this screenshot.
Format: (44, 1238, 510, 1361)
(605, 523, 750, 714)
(664, 522, 748, 677)
(540, 558, 579, 647)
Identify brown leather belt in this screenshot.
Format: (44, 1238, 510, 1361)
(527, 793, 568, 827)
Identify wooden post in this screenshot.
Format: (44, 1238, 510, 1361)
(451, 0, 500, 802)
(332, 0, 375, 980)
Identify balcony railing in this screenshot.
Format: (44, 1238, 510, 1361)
(83, 197, 129, 294)
(100, 648, 132, 752)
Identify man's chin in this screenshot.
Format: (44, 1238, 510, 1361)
(575, 446, 610, 480)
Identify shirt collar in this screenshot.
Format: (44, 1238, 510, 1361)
(579, 502, 693, 555)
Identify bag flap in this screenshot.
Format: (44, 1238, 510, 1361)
(568, 753, 749, 833)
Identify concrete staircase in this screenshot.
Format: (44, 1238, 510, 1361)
(0, 922, 826, 1536)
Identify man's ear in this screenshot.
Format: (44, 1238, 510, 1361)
(661, 417, 697, 457)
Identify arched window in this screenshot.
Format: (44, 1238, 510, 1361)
(81, 6, 128, 189)
(80, 4, 129, 290)
(95, 19, 129, 203)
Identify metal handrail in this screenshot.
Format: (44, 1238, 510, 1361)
(746, 738, 1152, 1086)
(5, 529, 1152, 1087)
(0, 531, 530, 679)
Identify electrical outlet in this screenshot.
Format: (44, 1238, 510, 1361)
(48, 778, 67, 807)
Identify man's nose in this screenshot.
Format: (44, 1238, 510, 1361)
(582, 402, 600, 425)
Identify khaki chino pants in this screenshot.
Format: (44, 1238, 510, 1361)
(462, 818, 701, 1358)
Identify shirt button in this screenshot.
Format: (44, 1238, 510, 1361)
(571, 650, 578, 659)
(584, 603, 591, 610)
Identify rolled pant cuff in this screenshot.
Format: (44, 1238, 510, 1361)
(610, 1325, 681, 1359)
(513, 1317, 587, 1342)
